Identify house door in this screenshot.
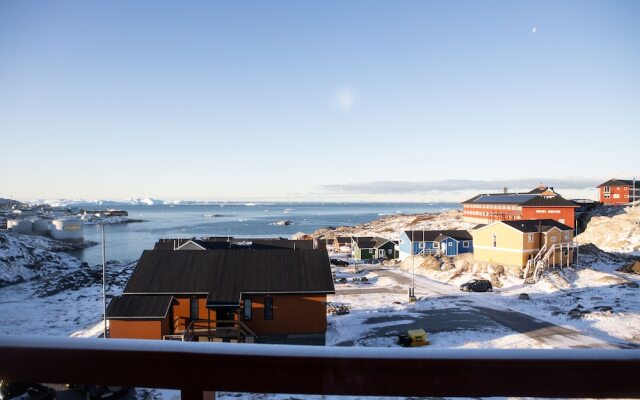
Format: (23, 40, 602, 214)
(378, 249, 386, 258)
(215, 307, 235, 328)
(440, 242, 447, 254)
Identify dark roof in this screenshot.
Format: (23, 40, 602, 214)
(473, 224, 487, 230)
(106, 295, 173, 320)
(463, 193, 577, 207)
(124, 249, 335, 306)
(154, 238, 194, 250)
(336, 237, 352, 245)
(527, 185, 558, 195)
(433, 232, 473, 242)
(501, 219, 573, 233)
(597, 179, 638, 188)
(182, 238, 314, 250)
(352, 236, 392, 249)
(403, 230, 472, 242)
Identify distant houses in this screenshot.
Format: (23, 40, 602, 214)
(597, 178, 639, 205)
(398, 230, 473, 259)
(107, 249, 335, 345)
(462, 185, 578, 228)
(471, 219, 574, 269)
(352, 237, 399, 260)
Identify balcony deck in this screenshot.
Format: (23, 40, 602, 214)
(1, 336, 640, 399)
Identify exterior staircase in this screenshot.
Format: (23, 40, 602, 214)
(524, 242, 575, 284)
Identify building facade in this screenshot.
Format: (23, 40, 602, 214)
(597, 179, 639, 205)
(463, 188, 578, 228)
(398, 230, 473, 259)
(471, 219, 574, 268)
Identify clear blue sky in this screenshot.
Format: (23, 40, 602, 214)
(1, 1, 638, 201)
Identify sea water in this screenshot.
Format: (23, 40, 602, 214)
(70, 202, 459, 265)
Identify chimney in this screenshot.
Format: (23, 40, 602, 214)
(503, 187, 508, 194)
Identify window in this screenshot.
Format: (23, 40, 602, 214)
(624, 187, 629, 191)
(528, 233, 534, 243)
(448, 242, 452, 247)
(604, 186, 611, 193)
(418, 242, 424, 249)
(189, 297, 199, 321)
(564, 233, 570, 240)
(264, 297, 273, 320)
(243, 298, 252, 320)
(551, 236, 557, 243)
(463, 241, 469, 248)
(492, 233, 497, 247)
(613, 194, 620, 199)
(604, 194, 610, 199)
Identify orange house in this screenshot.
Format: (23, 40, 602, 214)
(107, 249, 335, 345)
(597, 179, 639, 205)
(463, 187, 578, 228)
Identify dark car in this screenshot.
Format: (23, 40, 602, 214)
(0, 381, 56, 400)
(460, 279, 493, 292)
(330, 258, 349, 266)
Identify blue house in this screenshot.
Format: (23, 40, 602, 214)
(398, 230, 473, 259)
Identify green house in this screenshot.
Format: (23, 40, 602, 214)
(352, 237, 399, 260)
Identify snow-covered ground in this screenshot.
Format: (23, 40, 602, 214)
(0, 231, 95, 286)
(313, 209, 475, 240)
(576, 205, 640, 254)
(0, 230, 134, 337)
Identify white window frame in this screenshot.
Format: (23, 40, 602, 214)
(463, 241, 469, 248)
(528, 233, 534, 243)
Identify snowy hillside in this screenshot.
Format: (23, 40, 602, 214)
(313, 209, 475, 240)
(0, 231, 95, 287)
(576, 205, 640, 253)
(0, 230, 135, 336)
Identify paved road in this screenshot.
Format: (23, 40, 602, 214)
(372, 269, 616, 349)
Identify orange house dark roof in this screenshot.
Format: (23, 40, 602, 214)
(123, 249, 335, 307)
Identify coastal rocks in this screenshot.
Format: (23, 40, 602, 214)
(0, 231, 86, 287)
(34, 260, 136, 297)
(619, 260, 640, 275)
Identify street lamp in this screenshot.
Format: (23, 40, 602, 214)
(94, 217, 107, 338)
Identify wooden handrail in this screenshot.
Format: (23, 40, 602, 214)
(1, 336, 639, 399)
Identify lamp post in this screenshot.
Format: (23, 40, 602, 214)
(95, 218, 107, 338)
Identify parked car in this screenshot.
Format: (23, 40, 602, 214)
(459, 279, 493, 292)
(0, 381, 56, 400)
(330, 258, 349, 266)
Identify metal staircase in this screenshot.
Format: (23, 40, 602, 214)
(524, 242, 574, 283)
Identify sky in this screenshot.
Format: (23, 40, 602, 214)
(0, 1, 638, 202)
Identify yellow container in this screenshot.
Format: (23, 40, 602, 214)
(407, 329, 430, 346)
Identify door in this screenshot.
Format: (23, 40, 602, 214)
(440, 242, 446, 254)
(216, 307, 235, 328)
(378, 249, 386, 258)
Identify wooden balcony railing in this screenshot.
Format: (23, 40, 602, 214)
(1, 336, 639, 399)
(167, 318, 256, 343)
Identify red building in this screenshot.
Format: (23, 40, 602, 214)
(463, 186, 578, 228)
(597, 179, 639, 205)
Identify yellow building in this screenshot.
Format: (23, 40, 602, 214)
(472, 219, 574, 268)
